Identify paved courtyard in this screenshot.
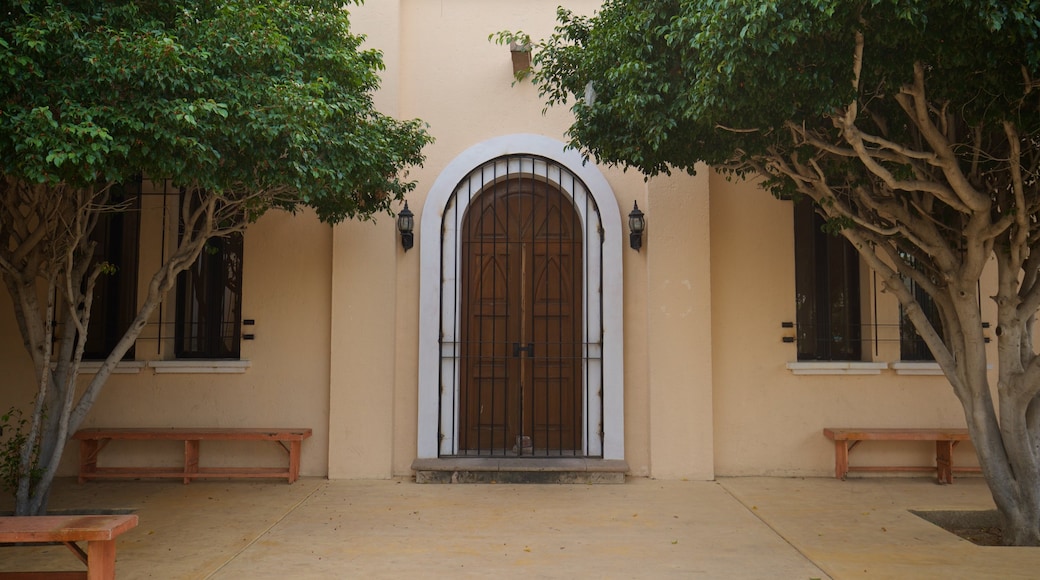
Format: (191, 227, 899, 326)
(3, 476, 1040, 578)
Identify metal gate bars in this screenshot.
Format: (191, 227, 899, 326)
(437, 155, 605, 458)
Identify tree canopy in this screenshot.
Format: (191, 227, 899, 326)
(1, 0, 429, 221)
(532, 0, 1040, 544)
(537, 0, 1038, 178)
(0, 0, 430, 515)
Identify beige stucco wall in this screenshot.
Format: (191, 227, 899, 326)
(0, 0, 996, 484)
(0, 291, 37, 420)
(0, 198, 333, 477)
(337, 0, 687, 478)
(645, 170, 715, 479)
(708, 173, 992, 476)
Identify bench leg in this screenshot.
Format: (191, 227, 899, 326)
(833, 440, 849, 480)
(79, 440, 100, 484)
(936, 440, 954, 484)
(288, 440, 302, 484)
(86, 539, 117, 580)
(184, 440, 200, 485)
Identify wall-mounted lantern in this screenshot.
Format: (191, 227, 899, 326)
(628, 201, 646, 251)
(397, 201, 414, 251)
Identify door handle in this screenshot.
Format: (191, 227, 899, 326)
(512, 342, 534, 358)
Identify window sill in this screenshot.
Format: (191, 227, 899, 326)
(148, 360, 251, 374)
(67, 361, 148, 375)
(890, 361, 943, 375)
(785, 362, 888, 375)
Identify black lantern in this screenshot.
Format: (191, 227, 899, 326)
(397, 201, 414, 251)
(628, 201, 645, 251)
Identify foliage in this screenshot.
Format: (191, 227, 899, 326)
(0, 0, 431, 222)
(0, 407, 40, 497)
(534, 1, 1039, 180)
(489, 30, 534, 83)
(0, 0, 431, 515)
(530, 0, 1040, 544)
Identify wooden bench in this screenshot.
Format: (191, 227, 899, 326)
(0, 514, 138, 579)
(72, 428, 312, 485)
(823, 427, 979, 484)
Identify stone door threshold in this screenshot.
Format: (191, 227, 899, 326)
(410, 458, 629, 484)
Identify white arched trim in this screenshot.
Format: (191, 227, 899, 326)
(417, 134, 625, 460)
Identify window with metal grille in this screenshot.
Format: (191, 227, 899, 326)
(84, 178, 141, 360)
(174, 190, 243, 359)
(899, 254, 943, 361)
(793, 198, 862, 361)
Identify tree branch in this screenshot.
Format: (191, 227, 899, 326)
(898, 62, 991, 212)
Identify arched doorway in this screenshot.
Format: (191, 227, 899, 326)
(459, 176, 583, 455)
(417, 135, 625, 461)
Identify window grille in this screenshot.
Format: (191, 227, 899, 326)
(793, 198, 862, 361)
(174, 189, 243, 359)
(84, 178, 142, 360)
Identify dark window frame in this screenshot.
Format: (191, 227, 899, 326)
(793, 199, 862, 361)
(174, 190, 243, 359)
(899, 255, 943, 361)
(83, 178, 142, 360)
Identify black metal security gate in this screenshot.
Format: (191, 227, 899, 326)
(438, 155, 604, 457)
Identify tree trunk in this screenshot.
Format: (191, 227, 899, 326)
(1002, 501, 1040, 545)
(958, 261, 1040, 545)
(859, 239, 1040, 545)
(985, 369, 1040, 546)
(8, 219, 209, 515)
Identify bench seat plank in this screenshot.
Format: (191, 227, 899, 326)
(0, 515, 137, 580)
(823, 428, 971, 441)
(0, 515, 137, 543)
(72, 428, 311, 441)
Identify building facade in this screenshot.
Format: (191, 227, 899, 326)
(0, 1, 988, 481)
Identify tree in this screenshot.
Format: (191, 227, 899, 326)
(529, 0, 1040, 544)
(0, 0, 430, 515)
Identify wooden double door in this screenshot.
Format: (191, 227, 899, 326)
(459, 179, 583, 455)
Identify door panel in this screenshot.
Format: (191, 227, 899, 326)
(461, 243, 518, 451)
(459, 179, 582, 454)
(528, 244, 579, 450)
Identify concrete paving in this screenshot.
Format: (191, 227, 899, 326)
(2, 475, 1039, 579)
